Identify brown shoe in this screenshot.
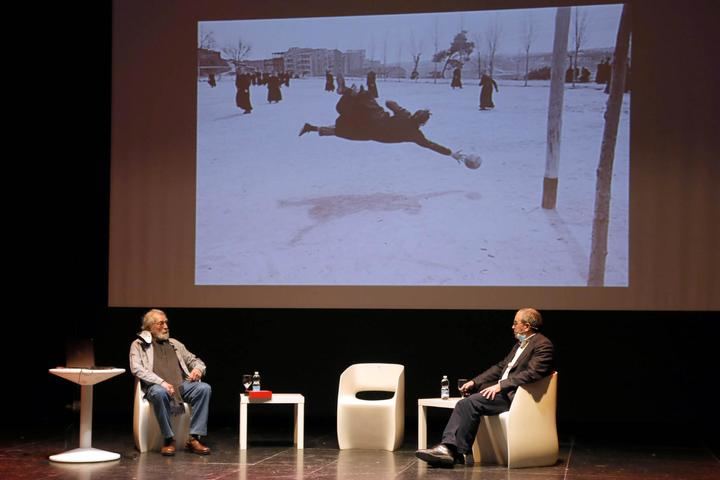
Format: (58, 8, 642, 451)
(186, 437, 210, 455)
(160, 439, 176, 456)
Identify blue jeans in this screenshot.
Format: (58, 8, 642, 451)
(145, 381, 211, 439)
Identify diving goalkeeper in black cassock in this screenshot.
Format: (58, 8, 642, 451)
(299, 87, 481, 170)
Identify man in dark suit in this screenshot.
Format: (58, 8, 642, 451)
(416, 308, 554, 467)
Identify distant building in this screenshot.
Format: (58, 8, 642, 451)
(384, 65, 407, 79)
(344, 50, 366, 76)
(244, 47, 381, 77)
(197, 48, 231, 77)
(242, 59, 265, 73)
(266, 55, 284, 73)
(283, 48, 314, 76)
(279, 47, 346, 76)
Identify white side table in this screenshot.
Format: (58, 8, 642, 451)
(49, 368, 125, 463)
(417, 397, 461, 449)
(239, 393, 304, 449)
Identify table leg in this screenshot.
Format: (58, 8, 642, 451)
(294, 403, 304, 449)
(79, 385, 93, 448)
(239, 402, 248, 450)
(418, 405, 427, 449)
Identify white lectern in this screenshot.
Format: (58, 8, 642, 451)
(49, 367, 125, 463)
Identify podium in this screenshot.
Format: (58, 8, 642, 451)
(49, 367, 125, 463)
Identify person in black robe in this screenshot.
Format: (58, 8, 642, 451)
(207, 72, 216, 88)
(298, 86, 480, 169)
(604, 59, 613, 94)
(451, 67, 463, 89)
(235, 72, 252, 114)
(325, 71, 335, 92)
(366, 70, 378, 98)
(580, 67, 591, 83)
(479, 74, 499, 110)
(267, 74, 282, 103)
(595, 59, 606, 84)
(596, 57, 610, 85)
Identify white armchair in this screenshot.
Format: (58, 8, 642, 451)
(336, 363, 405, 451)
(472, 372, 559, 468)
(132, 380, 191, 453)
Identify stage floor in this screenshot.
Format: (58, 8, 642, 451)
(1, 424, 718, 479)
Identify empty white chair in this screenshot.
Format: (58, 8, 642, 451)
(471, 372, 558, 468)
(337, 363, 404, 451)
(133, 380, 191, 453)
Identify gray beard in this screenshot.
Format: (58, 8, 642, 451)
(153, 331, 170, 341)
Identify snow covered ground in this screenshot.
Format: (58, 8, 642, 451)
(195, 76, 628, 286)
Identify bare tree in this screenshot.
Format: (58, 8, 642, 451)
(571, 7, 589, 87)
(473, 34, 484, 79)
(522, 14, 535, 86)
(542, 7, 571, 210)
(588, 4, 631, 286)
(432, 17, 440, 83)
(382, 32, 388, 78)
(409, 30, 423, 80)
(198, 27, 217, 50)
(397, 42, 403, 76)
(485, 16, 502, 77)
(368, 37, 376, 62)
(222, 38, 252, 69)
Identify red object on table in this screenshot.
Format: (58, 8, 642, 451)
(248, 390, 272, 400)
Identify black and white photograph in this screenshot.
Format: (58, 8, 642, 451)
(195, 3, 629, 287)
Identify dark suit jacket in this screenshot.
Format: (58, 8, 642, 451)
(471, 332, 554, 401)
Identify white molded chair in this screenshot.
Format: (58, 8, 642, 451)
(472, 372, 558, 468)
(133, 380, 191, 453)
(337, 363, 405, 451)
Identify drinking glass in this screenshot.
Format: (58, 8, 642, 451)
(457, 378, 469, 397)
(242, 374, 252, 394)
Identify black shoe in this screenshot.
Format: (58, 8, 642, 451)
(299, 123, 313, 136)
(415, 444, 456, 467)
(455, 452, 473, 466)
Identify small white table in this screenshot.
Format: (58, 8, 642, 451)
(417, 397, 461, 449)
(239, 393, 304, 450)
(48, 368, 125, 463)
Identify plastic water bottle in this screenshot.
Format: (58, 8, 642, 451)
(441, 375, 450, 399)
(252, 371, 261, 391)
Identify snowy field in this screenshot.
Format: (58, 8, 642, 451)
(195, 76, 629, 286)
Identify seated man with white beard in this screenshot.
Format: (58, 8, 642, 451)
(129, 309, 212, 456)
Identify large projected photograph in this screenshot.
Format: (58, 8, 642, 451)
(196, 3, 629, 287)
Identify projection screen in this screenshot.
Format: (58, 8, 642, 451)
(109, 0, 719, 310)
